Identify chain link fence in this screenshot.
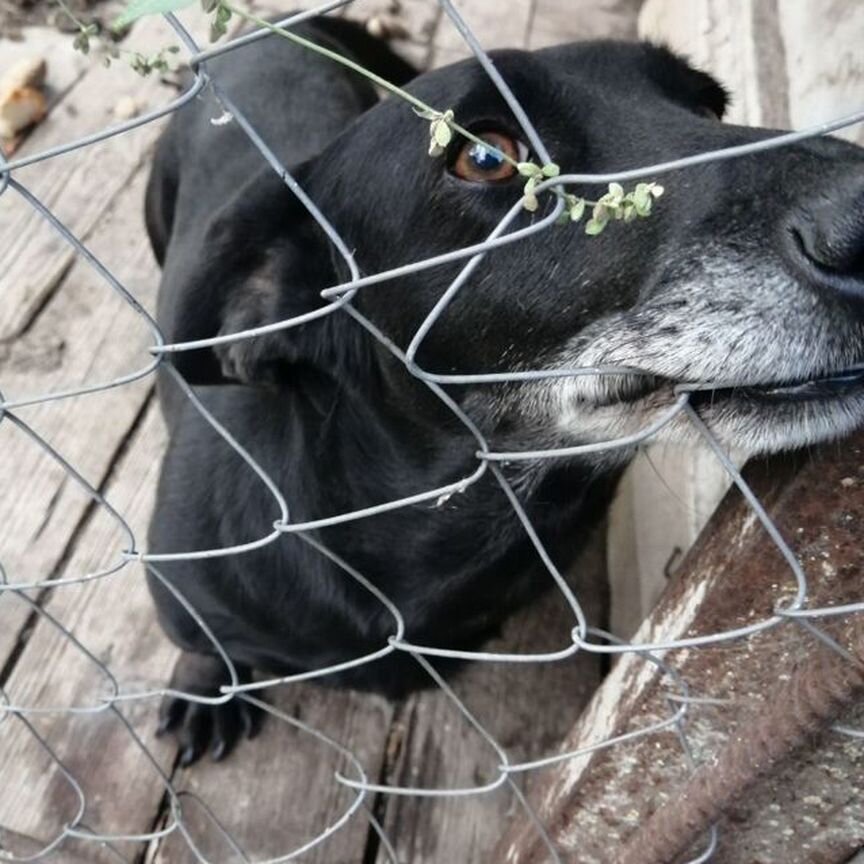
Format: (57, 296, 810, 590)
(1, 1, 864, 861)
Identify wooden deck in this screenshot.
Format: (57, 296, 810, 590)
(0, 2, 640, 862)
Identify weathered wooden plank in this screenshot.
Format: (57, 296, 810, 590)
(494, 433, 864, 864)
(528, 0, 640, 49)
(0, 402, 178, 862)
(343, 0, 440, 68)
(641, 0, 864, 147)
(375, 534, 607, 864)
(151, 687, 395, 863)
(0, 10, 194, 342)
(0, 166, 159, 666)
(432, 0, 534, 60)
(607, 446, 740, 639)
(0, 2, 216, 666)
(777, 2, 864, 147)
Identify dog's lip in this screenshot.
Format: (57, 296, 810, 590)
(600, 365, 864, 406)
(685, 366, 864, 405)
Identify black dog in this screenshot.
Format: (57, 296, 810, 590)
(145, 17, 864, 764)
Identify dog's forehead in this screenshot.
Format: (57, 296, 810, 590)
(404, 41, 726, 122)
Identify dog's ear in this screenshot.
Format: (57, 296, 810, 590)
(643, 43, 730, 120)
(158, 167, 364, 388)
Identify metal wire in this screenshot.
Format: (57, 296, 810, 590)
(1, 1, 863, 862)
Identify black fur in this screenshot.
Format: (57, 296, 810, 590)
(145, 18, 864, 762)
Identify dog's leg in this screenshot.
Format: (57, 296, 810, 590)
(156, 653, 263, 765)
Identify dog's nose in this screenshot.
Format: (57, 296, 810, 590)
(788, 182, 864, 300)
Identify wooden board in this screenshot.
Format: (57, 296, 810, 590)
(0, 12, 191, 342)
(151, 688, 395, 863)
(373, 535, 607, 864)
(494, 435, 864, 864)
(528, 0, 640, 49)
(0, 166, 159, 665)
(0, 402, 176, 862)
(431, 0, 534, 64)
(0, 0, 217, 670)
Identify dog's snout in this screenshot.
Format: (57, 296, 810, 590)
(787, 181, 864, 301)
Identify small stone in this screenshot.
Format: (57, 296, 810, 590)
(0, 55, 48, 139)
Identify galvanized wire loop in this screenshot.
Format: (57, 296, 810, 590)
(2, 1, 863, 861)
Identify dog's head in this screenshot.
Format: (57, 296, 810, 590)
(198, 40, 864, 458)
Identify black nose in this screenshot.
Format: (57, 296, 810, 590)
(787, 182, 864, 300)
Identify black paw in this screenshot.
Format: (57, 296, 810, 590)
(156, 653, 264, 766)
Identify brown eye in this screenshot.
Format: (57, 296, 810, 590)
(452, 132, 521, 182)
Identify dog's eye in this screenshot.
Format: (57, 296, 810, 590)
(452, 132, 523, 182)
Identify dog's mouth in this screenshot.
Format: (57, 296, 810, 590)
(556, 361, 864, 453)
(686, 366, 864, 406)
(603, 365, 864, 408)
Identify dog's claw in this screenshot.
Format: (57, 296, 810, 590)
(179, 744, 199, 767)
(156, 654, 261, 766)
(156, 695, 185, 737)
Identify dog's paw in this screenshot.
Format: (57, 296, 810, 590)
(156, 653, 264, 766)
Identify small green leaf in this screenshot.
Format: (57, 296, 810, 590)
(650, 183, 664, 198)
(597, 192, 620, 210)
(541, 162, 560, 178)
(432, 119, 452, 148)
(72, 31, 90, 53)
(517, 161, 541, 178)
(608, 182, 624, 201)
(585, 218, 607, 236)
(522, 191, 539, 212)
(114, 0, 196, 29)
(209, 3, 232, 41)
(632, 184, 651, 211)
(593, 202, 611, 222)
(428, 139, 445, 157)
(569, 197, 586, 221)
(634, 197, 652, 217)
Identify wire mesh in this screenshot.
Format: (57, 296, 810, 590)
(1, 1, 863, 862)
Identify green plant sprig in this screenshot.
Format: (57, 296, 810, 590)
(216, 3, 532, 171)
(57, 0, 181, 75)
(219, 3, 665, 232)
(110, 0, 665, 232)
(114, 0, 534, 171)
(53, 0, 100, 53)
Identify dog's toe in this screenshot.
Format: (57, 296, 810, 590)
(156, 653, 262, 765)
(177, 700, 214, 766)
(210, 697, 263, 761)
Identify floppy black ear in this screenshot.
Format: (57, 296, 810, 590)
(155, 166, 360, 388)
